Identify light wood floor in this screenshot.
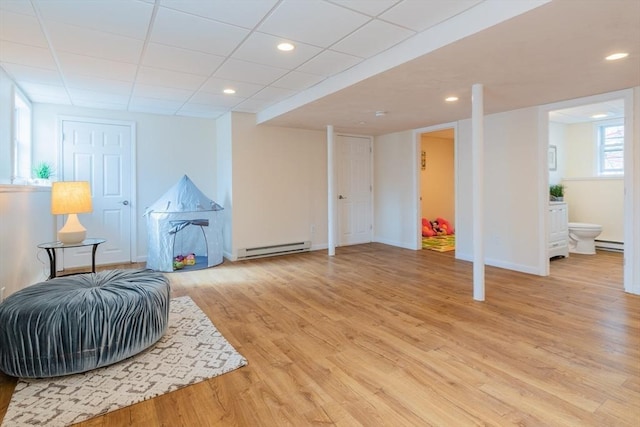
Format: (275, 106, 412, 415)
(1, 244, 638, 426)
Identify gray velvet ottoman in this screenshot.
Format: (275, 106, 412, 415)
(0, 269, 170, 378)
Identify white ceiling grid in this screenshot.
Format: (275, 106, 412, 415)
(0, 0, 457, 118)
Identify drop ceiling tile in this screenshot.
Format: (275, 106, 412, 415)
(200, 77, 264, 98)
(136, 66, 207, 91)
(143, 43, 225, 76)
(151, 7, 249, 56)
(1, 63, 63, 86)
(0, 10, 48, 47)
(189, 90, 245, 108)
(232, 32, 322, 69)
(296, 49, 363, 76)
(159, 0, 278, 29)
(178, 103, 228, 118)
(272, 70, 325, 91)
(73, 99, 128, 111)
(328, 0, 401, 17)
(214, 58, 288, 85)
(258, 0, 370, 48)
(68, 88, 130, 105)
(0, 0, 35, 15)
(46, 21, 144, 63)
(251, 86, 296, 102)
(331, 19, 414, 58)
(0, 40, 57, 69)
(65, 74, 133, 95)
(58, 52, 137, 81)
(19, 81, 70, 103)
(128, 97, 182, 114)
(233, 97, 274, 113)
(133, 84, 193, 102)
(380, 0, 482, 32)
(35, 0, 154, 39)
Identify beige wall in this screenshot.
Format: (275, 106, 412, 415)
(229, 112, 328, 258)
(420, 134, 454, 227)
(556, 120, 624, 242)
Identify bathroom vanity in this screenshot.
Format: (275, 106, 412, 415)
(549, 202, 569, 258)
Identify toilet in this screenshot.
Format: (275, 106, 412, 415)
(568, 223, 602, 254)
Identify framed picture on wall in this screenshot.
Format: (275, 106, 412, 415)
(548, 145, 557, 171)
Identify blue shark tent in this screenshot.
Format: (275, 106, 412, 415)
(145, 175, 224, 272)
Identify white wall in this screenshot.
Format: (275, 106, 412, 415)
(216, 113, 233, 258)
(0, 68, 13, 183)
(483, 108, 542, 274)
(32, 104, 216, 262)
(629, 87, 640, 293)
(0, 186, 55, 298)
(373, 130, 417, 249)
(376, 107, 543, 274)
(228, 112, 328, 258)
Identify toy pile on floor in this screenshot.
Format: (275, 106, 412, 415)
(173, 253, 196, 270)
(422, 217, 454, 237)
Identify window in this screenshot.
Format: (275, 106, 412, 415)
(597, 120, 624, 176)
(13, 90, 32, 183)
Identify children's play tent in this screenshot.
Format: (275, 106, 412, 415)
(145, 175, 224, 272)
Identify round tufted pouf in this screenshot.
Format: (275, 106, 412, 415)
(0, 269, 170, 378)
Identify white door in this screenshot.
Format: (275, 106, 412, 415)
(61, 119, 134, 269)
(337, 135, 372, 246)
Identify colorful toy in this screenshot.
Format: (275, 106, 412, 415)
(185, 253, 196, 266)
(422, 218, 436, 237)
(422, 217, 455, 237)
(435, 217, 454, 235)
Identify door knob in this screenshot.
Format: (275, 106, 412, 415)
(121, 200, 129, 206)
(338, 195, 347, 199)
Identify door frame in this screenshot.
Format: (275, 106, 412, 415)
(57, 115, 138, 265)
(334, 133, 374, 247)
(538, 88, 638, 294)
(412, 122, 458, 251)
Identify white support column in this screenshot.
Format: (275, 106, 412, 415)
(327, 125, 336, 256)
(472, 84, 485, 301)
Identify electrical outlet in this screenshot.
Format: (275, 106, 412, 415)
(0, 287, 5, 303)
(310, 224, 316, 235)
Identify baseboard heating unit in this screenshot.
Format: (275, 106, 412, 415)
(237, 241, 311, 260)
(595, 240, 623, 252)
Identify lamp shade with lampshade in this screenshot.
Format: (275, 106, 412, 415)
(51, 181, 93, 244)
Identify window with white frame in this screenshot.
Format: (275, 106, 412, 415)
(596, 120, 624, 176)
(13, 90, 32, 183)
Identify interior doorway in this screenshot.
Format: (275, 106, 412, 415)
(417, 127, 456, 253)
(541, 89, 637, 294)
(546, 100, 624, 279)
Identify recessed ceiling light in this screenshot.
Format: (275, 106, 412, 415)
(605, 52, 629, 61)
(223, 88, 236, 94)
(277, 42, 295, 52)
(445, 96, 459, 102)
(591, 113, 608, 119)
(375, 111, 386, 117)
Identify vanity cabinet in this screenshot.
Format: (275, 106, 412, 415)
(549, 202, 569, 258)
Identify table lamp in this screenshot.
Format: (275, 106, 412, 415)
(51, 181, 93, 244)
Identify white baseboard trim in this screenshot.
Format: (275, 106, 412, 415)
(374, 236, 417, 250)
(595, 240, 623, 252)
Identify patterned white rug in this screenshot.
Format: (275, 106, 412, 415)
(1, 296, 247, 427)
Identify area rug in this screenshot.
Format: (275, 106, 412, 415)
(422, 235, 456, 252)
(1, 296, 247, 427)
